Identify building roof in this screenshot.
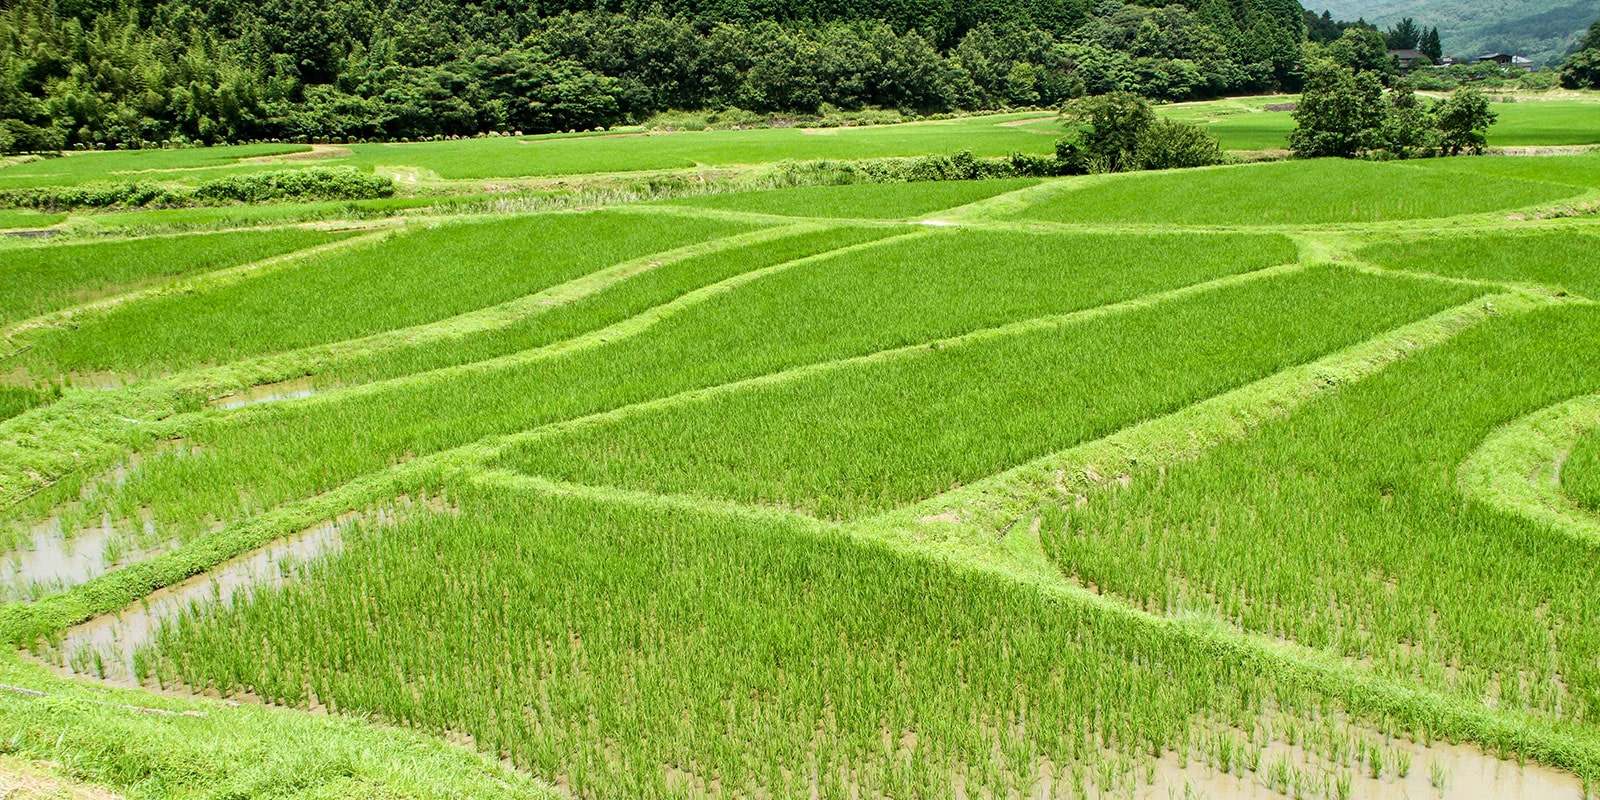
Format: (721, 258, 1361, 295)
(1389, 49, 1426, 59)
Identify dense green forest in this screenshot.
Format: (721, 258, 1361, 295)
(0, 0, 1311, 150)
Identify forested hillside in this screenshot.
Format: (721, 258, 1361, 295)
(0, 0, 1307, 150)
(1312, 0, 1599, 64)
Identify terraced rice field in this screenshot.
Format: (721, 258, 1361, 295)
(2, 155, 1600, 799)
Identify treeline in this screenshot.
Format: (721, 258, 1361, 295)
(0, 0, 1309, 151)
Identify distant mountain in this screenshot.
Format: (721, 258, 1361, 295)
(1310, 0, 1600, 65)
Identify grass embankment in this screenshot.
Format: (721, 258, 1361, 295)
(0, 654, 552, 799)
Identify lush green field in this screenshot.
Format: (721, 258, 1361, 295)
(0, 228, 355, 329)
(657, 177, 1040, 219)
(0, 144, 311, 189)
(3, 153, 1600, 800)
(1160, 95, 1600, 151)
(1358, 229, 1600, 298)
(1013, 158, 1581, 226)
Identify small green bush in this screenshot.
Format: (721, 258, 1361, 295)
(192, 168, 396, 203)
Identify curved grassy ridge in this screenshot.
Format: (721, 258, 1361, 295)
(656, 177, 1040, 219)
(0, 227, 355, 329)
(13, 211, 758, 376)
(1566, 431, 1600, 512)
(138, 478, 1307, 800)
(318, 224, 906, 387)
(52, 228, 1298, 544)
(498, 267, 1483, 519)
(1358, 229, 1600, 299)
(1044, 304, 1600, 728)
(1010, 159, 1582, 227)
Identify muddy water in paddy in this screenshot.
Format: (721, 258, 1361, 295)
(0, 515, 166, 603)
(34, 499, 445, 686)
(208, 377, 319, 410)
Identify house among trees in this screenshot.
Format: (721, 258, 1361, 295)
(1389, 49, 1428, 71)
(1479, 53, 1536, 70)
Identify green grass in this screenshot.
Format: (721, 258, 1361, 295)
(60, 229, 1295, 548)
(135, 477, 1310, 800)
(73, 195, 499, 233)
(321, 224, 907, 386)
(1358, 229, 1600, 299)
(1043, 303, 1600, 726)
(657, 178, 1039, 219)
(1013, 159, 1580, 226)
(0, 209, 66, 229)
(0, 228, 354, 329)
(1158, 97, 1300, 151)
(498, 267, 1481, 519)
(1486, 101, 1600, 147)
(1406, 153, 1600, 190)
(1157, 96, 1600, 151)
(0, 144, 311, 189)
(0, 386, 52, 423)
(15, 211, 759, 375)
(0, 653, 551, 799)
(1566, 430, 1600, 512)
(318, 115, 1059, 180)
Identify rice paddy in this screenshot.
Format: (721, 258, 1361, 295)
(3, 147, 1600, 800)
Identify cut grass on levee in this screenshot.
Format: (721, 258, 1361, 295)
(657, 177, 1040, 219)
(497, 266, 1482, 518)
(1358, 229, 1600, 299)
(1567, 430, 1600, 512)
(1044, 304, 1600, 725)
(73, 228, 1298, 543)
(13, 211, 760, 375)
(0, 227, 356, 328)
(1012, 159, 1580, 226)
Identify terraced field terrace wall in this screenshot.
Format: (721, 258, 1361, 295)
(2, 154, 1600, 799)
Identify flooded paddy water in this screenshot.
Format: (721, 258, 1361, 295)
(28, 497, 447, 688)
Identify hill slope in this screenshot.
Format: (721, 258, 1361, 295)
(1312, 0, 1599, 64)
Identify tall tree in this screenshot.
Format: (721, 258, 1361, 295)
(1385, 17, 1421, 50)
(1420, 27, 1442, 61)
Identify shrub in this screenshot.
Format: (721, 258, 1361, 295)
(1133, 118, 1223, 170)
(192, 168, 396, 203)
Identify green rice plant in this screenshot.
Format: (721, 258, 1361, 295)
(1010, 159, 1580, 226)
(1407, 153, 1600, 190)
(0, 228, 354, 329)
(1043, 304, 1600, 727)
(0, 144, 310, 190)
(321, 114, 1060, 180)
(657, 177, 1040, 219)
(68, 228, 1297, 542)
(14, 211, 758, 375)
(1565, 431, 1600, 512)
(321, 224, 906, 386)
(0, 385, 54, 422)
(1358, 230, 1600, 300)
(497, 267, 1481, 519)
(0, 209, 65, 229)
(137, 478, 1307, 800)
